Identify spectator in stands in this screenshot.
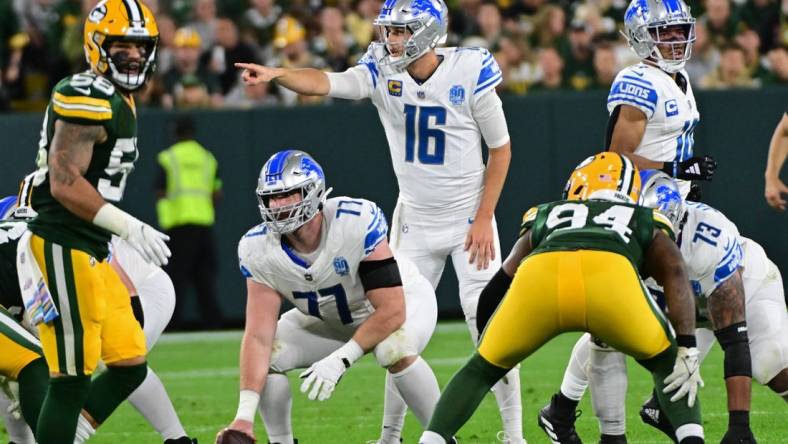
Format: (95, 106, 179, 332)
(495, 35, 533, 95)
(763, 45, 788, 85)
(449, 0, 482, 42)
(530, 46, 566, 92)
(270, 16, 327, 106)
(739, 0, 780, 53)
(189, 0, 219, 50)
(562, 19, 595, 91)
(224, 72, 278, 108)
(240, 0, 282, 53)
(312, 7, 357, 72)
(174, 74, 214, 108)
(474, 1, 504, 51)
(702, 0, 738, 47)
(686, 20, 720, 82)
(590, 41, 617, 90)
(736, 28, 769, 80)
(503, 0, 547, 33)
(156, 14, 178, 75)
(345, 0, 380, 49)
(531, 4, 566, 50)
(208, 17, 259, 95)
(701, 43, 758, 89)
(162, 27, 223, 109)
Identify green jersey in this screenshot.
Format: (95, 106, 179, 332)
(26, 71, 138, 260)
(0, 220, 26, 314)
(520, 200, 674, 271)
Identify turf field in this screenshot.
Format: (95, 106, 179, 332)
(3, 322, 785, 443)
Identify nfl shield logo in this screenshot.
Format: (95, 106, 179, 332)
(333, 257, 349, 276)
(449, 85, 465, 106)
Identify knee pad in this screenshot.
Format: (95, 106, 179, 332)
(268, 339, 288, 374)
(374, 329, 417, 368)
(715, 322, 752, 378)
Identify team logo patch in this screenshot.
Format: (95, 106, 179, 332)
(417, 91, 426, 99)
(333, 257, 349, 276)
(88, 4, 108, 23)
(665, 99, 678, 117)
(449, 85, 465, 106)
(387, 80, 402, 97)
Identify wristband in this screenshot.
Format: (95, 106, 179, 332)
(337, 339, 364, 368)
(234, 389, 260, 423)
(676, 335, 696, 348)
(93, 203, 130, 237)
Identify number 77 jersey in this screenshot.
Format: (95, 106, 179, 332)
(25, 70, 138, 260)
(521, 200, 674, 270)
(355, 45, 503, 210)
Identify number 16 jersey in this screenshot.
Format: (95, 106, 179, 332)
(26, 71, 139, 260)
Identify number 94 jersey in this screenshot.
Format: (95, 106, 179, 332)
(520, 200, 674, 271)
(238, 197, 397, 330)
(26, 71, 138, 260)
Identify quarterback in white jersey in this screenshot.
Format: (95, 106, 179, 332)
(219, 151, 443, 444)
(540, 172, 787, 444)
(234, 0, 523, 440)
(607, 0, 716, 200)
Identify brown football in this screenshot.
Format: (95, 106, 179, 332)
(215, 429, 256, 444)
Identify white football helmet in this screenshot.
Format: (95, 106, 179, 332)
(638, 170, 685, 228)
(256, 150, 330, 234)
(622, 0, 695, 73)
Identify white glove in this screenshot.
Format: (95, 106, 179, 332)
(663, 346, 704, 407)
(93, 204, 171, 266)
(299, 339, 363, 401)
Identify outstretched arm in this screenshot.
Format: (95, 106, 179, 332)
(765, 112, 788, 211)
(235, 63, 331, 96)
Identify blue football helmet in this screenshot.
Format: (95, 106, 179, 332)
(256, 150, 330, 234)
(623, 0, 695, 73)
(0, 196, 17, 220)
(373, 0, 448, 73)
(638, 170, 684, 227)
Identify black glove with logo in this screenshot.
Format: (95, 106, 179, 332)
(661, 156, 717, 181)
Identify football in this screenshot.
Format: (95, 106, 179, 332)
(215, 429, 255, 444)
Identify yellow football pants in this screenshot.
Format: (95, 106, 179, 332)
(0, 305, 42, 379)
(30, 234, 146, 376)
(479, 250, 672, 369)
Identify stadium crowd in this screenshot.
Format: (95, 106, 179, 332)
(0, 0, 786, 111)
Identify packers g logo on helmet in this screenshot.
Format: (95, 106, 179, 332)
(563, 152, 641, 203)
(84, 0, 159, 92)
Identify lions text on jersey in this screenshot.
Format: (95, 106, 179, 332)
(352, 45, 504, 211)
(238, 197, 407, 329)
(608, 63, 699, 196)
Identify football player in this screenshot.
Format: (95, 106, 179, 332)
(0, 195, 196, 444)
(539, 172, 787, 444)
(218, 150, 444, 444)
(606, 0, 716, 199)
(764, 110, 788, 211)
(17, 2, 170, 440)
(235, 0, 521, 441)
(420, 153, 705, 444)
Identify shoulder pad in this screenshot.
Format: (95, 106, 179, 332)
(608, 66, 658, 119)
(652, 209, 675, 240)
(357, 43, 381, 87)
(52, 73, 116, 122)
(329, 197, 388, 256)
(472, 47, 502, 96)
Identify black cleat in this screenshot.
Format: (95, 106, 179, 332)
(599, 434, 627, 444)
(164, 438, 197, 444)
(639, 396, 677, 443)
(538, 394, 583, 444)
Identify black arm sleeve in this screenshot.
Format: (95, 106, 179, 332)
(475, 268, 514, 338)
(604, 105, 622, 150)
(358, 257, 402, 292)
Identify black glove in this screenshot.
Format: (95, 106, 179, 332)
(661, 156, 717, 181)
(721, 426, 756, 444)
(687, 182, 702, 201)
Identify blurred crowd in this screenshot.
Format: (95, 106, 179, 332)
(0, 0, 786, 112)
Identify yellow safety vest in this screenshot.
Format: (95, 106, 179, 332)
(156, 140, 221, 230)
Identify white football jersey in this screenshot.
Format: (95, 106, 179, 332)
(238, 197, 405, 329)
(608, 63, 700, 196)
(352, 45, 503, 211)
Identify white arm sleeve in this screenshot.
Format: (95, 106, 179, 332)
(472, 90, 510, 148)
(327, 66, 373, 100)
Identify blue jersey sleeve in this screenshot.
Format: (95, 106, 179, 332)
(607, 71, 658, 119)
(363, 202, 388, 257)
(474, 48, 502, 96)
(357, 44, 380, 90)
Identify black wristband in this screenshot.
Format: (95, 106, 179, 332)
(661, 161, 677, 177)
(729, 410, 750, 427)
(676, 335, 696, 348)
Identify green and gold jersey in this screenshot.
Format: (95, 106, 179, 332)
(520, 200, 674, 271)
(25, 71, 138, 260)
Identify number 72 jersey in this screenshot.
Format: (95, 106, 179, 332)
(25, 71, 139, 260)
(520, 200, 674, 271)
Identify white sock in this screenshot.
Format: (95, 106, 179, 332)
(492, 367, 524, 442)
(380, 371, 406, 443)
(560, 333, 591, 401)
(589, 347, 628, 435)
(675, 423, 704, 442)
(390, 356, 441, 427)
(74, 414, 96, 444)
(127, 366, 187, 440)
(419, 430, 447, 444)
(259, 373, 294, 444)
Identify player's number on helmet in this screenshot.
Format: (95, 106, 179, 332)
(547, 203, 635, 242)
(404, 104, 446, 165)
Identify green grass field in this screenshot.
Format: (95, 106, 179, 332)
(3, 322, 785, 443)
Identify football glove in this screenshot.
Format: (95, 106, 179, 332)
(299, 340, 363, 401)
(93, 203, 171, 266)
(663, 346, 704, 407)
(721, 425, 757, 444)
(661, 156, 717, 181)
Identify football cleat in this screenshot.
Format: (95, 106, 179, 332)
(639, 395, 677, 443)
(598, 434, 627, 444)
(163, 438, 197, 444)
(537, 394, 583, 444)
